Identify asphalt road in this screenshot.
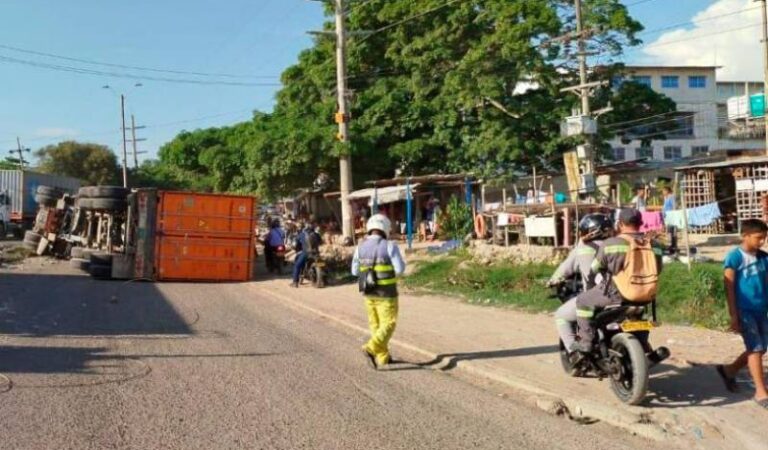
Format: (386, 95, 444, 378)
(0, 261, 663, 450)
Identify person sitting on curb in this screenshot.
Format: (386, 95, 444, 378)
(716, 219, 768, 409)
(572, 208, 663, 354)
(351, 213, 406, 369)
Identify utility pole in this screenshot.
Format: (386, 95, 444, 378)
(761, 0, 768, 154)
(335, 0, 354, 242)
(129, 115, 147, 169)
(14, 137, 29, 169)
(120, 94, 128, 187)
(574, 0, 594, 176)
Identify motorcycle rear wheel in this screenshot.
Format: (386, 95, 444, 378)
(609, 333, 649, 405)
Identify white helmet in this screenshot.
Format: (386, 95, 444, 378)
(366, 213, 391, 237)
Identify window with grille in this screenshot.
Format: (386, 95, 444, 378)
(661, 76, 679, 88)
(692, 145, 709, 156)
(636, 147, 653, 159)
(689, 76, 706, 89)
(612, 147, 625, 161)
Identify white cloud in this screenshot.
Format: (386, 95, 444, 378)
(640, 0, 763, 81)
(33, 127, 80, 139)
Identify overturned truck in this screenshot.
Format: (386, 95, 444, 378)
(37, 187, 257, 282)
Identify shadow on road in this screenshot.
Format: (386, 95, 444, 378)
(0, 345, 111, 374)
(0, 273, 192, 336)
(418, 345, 558, 371)
(646, 363, 745, 408)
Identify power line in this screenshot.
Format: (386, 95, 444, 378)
(0, 43, 280, 80)
(357, 0, 466, 43)
(0, 54, 282, 87)
(639, 4, 761, 37)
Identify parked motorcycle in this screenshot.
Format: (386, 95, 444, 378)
(550, 276, 670, 405)
(302, 254, 328, 288)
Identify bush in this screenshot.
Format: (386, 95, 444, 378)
(406, 256, 730, 330)
(437, 196, 473, 241)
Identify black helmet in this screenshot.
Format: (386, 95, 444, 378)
(578, 214, 612, 242)
(270, 218, 280, 229)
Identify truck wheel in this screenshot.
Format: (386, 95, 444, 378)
(79, 186, 129, 199)
(36, 185, 63, 197)
(70, 258, 90, 271)
(89, 264, 112, 279)
(70, 247, 86, 259)
(23, 231, 42, 249)
(34, 193, 58, 207)
(90, 252, 113, 266)
(86, 198, 127, 211)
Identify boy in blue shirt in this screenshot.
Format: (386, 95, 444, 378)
(717, 219, 768, 408)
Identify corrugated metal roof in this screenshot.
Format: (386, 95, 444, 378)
(675, 156, 768, 171)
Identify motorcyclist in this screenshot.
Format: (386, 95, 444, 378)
(547, 214, 613, 355)
(291, 222, 322, 288)
(572, 208, 664, 353)
(264, 218, 285, 273)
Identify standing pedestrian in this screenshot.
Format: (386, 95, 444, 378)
(351, 214, 406, 369)
(630, 186, 647, 212)
(716, 219, 768, 409)
(662, 186, 678, 255)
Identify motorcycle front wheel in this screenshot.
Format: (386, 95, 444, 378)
(609, 333, 649, 405)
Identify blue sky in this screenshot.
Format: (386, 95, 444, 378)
(0, 1, 731, 165)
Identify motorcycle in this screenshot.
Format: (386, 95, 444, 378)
(265, 244, 286, 274)
(550, 276, 670, 405)
(302, 253, 328, 288)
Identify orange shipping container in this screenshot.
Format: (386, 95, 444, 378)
(157, 191, 255, 238)
(155, 236, 253, 282)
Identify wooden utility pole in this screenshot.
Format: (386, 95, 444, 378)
(335, 0, 354, 242)
(761, 0, 768, 154)
(120, 94, 128, 187)
(575, 0, 595, 176)
(14, 137, 28, 169)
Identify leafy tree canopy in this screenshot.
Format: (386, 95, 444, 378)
(35, 141, 119, 185)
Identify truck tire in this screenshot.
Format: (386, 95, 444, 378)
(22, 231, 42, 249)
(90, 252, 113, 265)
(79, 186, 129, 199)
(70, 258, 90, 271)
(80, 198, 127, 211)
(34, 193, 58, 207)
(70, 247, 86, 259)
(89, 264, 112, 279)
(36, 185, 63, 197)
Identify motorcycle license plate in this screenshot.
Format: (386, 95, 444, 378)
(315, 262, 326, 268)
(620, 320, 654, 332)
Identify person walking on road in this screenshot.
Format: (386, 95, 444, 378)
(351, 213, 406, 369)
(716, 219, 768, 409)
(662, 186, 678, 255)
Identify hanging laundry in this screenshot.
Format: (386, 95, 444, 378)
(687, 203, 721, 227)
(497, 213, 510, 226)
(663, 210, 686, 229)
(640, 211, 663, 232)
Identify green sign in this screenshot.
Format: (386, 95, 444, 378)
(750, 94, 765, 118)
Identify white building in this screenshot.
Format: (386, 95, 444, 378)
(607, 66, 764, 162)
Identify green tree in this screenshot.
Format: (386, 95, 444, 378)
(35, 141, 119, 185)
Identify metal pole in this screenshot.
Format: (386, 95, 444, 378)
(575, 0, 595, 176)
(677, 172, 692, 271)
(16, 137, 25, 169)
(120, 94, 128, 188)
(131, 114, 139, 169)
(335, 0, 354, 242)
(406, 179, 413, 251)
(762, 0, 768, 154)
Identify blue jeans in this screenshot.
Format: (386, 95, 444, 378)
(739, 309, 768, 353)
(293, 252, 308, 283)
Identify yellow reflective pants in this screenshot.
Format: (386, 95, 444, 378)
(363, 297, 399, 366)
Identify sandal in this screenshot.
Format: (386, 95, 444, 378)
(754, 398, 768, 409)
(716, 365, 738, 393)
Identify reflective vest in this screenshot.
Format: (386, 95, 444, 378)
(358, 236, 398, 298)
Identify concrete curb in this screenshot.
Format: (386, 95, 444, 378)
(257, 286, 670, 442)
